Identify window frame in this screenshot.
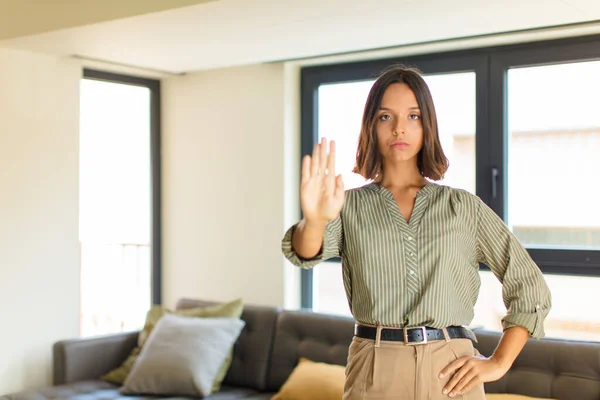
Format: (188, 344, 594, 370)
(299, 34, 600, 309)
(82, 68, 163, 305)
(488, 35, 600, 276)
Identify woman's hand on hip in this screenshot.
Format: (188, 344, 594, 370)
(439, 354, 509, 397)
(300, 137, 345, 224)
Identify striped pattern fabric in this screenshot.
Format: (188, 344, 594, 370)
(282, 182, 552, 339)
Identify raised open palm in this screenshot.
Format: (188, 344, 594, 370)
(301, 138, 345, 224)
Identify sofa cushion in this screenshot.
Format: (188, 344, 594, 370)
(176, 298, 280, 391)
(102, 297, 243, 394)
(474, 329, 600, 400)
(265, 309, 354, 391)
(485, 395, 555, 399)
(120, 314, 245, 397)
(271, 357, 346, 400)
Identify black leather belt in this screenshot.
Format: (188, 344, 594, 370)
(354, 324, 477, 345)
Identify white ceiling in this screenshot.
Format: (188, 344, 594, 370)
(0, 0, 216, 41)
(1, 0, 600, 75)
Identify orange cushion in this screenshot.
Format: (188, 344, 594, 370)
(486, 394, 556, 400)
(271, 358, 345, 400)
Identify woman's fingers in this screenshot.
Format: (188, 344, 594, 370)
(301, 155, 311, 184)
(307, 138, 339, 195)
(302, 139, 344, 219)
(326, 140, 336, 178)
(309, 138, 334, 178)
(310, 143, 320, 177)
(321, 140, 335, 194)
(319, 137, 328, 174)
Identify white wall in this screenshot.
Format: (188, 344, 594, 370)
(0, 48, 81, 394)
(162, 63, 296, 309)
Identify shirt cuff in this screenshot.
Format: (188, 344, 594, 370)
(281, 221, 340, 269)
(501, 303, 549, 339)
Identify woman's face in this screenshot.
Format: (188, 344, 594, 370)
(376, 83, 423, 165)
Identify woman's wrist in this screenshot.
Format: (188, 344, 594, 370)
(302, 218, 329, 231)
(489, 354, 513, 371)
(489, 326, 530, 370)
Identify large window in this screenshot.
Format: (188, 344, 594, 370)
(506, 61, 600, 250)
(300, 35, 600, 341)
(79, 70, 161, 337)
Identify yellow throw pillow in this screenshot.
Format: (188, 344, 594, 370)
(271, 358, 346, 400)
(486, 394, 556, 400)
(102, 298, 244, 394)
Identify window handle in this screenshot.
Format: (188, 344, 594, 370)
(491, 167, 499, 199)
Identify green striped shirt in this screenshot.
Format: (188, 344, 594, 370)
(282, 182, 552, 339)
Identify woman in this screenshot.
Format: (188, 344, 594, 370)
(281, 65, 552, 399)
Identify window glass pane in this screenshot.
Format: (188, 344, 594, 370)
(424, 73, 476, 193)
(313, 261, 351, 317)
(507, 61, 600, 249)
(318, 80, 372, 190)
(79, 78, 152, 337)
(317, 72, 476, 193)
(473, 271, 600, 341)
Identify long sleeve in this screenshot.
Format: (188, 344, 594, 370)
(475, 197, 552, 339)
(281, 216, 343, 269)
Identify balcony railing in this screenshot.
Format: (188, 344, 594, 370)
(80, 242, 152, 337)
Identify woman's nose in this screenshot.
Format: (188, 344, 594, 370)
(394, 122, 406, 135)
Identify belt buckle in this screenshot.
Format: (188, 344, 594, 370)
(403, 326, 428, 345)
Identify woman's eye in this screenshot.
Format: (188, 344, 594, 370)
(409, 114, 421, 120)
(379, 114, 391, 121)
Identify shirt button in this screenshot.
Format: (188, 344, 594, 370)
(409, 252, 414, 256)
(409, 270, 415, 275)
(407, 236, 413, 241)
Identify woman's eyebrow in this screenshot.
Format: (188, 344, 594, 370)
(378, 106, 420, 110)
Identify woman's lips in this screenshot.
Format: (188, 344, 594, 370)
(391, 141, 409, 149)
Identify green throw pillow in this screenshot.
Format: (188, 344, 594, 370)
(101, 298, 244, 394)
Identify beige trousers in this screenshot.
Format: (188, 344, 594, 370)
(343, 336, 486, 400)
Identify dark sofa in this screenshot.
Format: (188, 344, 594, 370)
(4, 298, 600, 400)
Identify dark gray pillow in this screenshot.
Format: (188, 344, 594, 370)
(120, 313, 245, 397)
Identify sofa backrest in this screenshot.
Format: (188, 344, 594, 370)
(474, 328, 600, 400)
(265, 309, 355, 392)
(174, 298, 600, 400)
(176, 298, 279, 391)
(262, 311, 600, 399)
